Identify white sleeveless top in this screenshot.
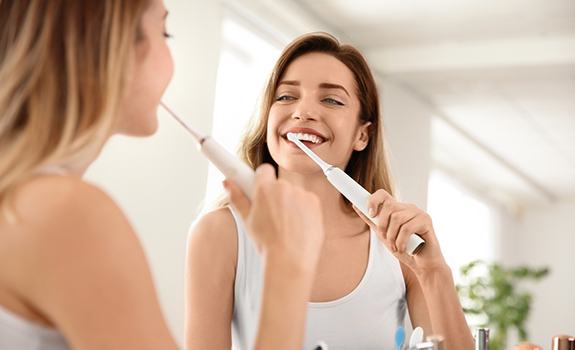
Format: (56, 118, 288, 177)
(0, 165, 69, 349)
(0, 306, 69, 350)
(229, 208, 407, 350)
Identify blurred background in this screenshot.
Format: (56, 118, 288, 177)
(85, 0, 574, 348)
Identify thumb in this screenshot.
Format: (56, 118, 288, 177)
(224, 179, 251, 221)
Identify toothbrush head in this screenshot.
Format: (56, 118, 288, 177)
(286, 132, 331, 171)
(286, 132, 298, 143)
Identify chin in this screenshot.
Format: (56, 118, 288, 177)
(276, 157, 324, 176)
(119, 117, 159, 137)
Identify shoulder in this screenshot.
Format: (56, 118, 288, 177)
(12, 176, 136, 247)
(187, 206, 238, 269)
(14, 175, 126, 227)
(6, 176, 144, 281)
(191, 206, 237, 237)
(11, 174, 141, 262)
(3, 177, 178, 349)
(4, 175, 149, 300)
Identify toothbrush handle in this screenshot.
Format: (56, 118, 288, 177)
(201, 137, 256, 199)
(326, 167, 425, 255)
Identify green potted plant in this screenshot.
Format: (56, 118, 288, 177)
(456, 260, 549, 350)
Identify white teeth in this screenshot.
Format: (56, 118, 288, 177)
(289, 132, 324, 144)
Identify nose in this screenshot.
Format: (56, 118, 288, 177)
(291, 110, 317, 121)
(291, 99, 319, 121)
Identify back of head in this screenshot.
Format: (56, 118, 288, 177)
(0, 0, 149, 213)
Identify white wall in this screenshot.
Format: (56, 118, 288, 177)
(85, 0, 224, 345)
(381, 80, 432, 209)
(498, 201, 575, 347)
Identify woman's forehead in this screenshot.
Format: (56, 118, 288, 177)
(281, 52, 356, 90)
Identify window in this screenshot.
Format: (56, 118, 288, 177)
(427, 170, 496, 283)
(204, 16, 280, 205)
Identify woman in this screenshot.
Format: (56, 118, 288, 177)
(0, 1, 324, 349)
(187, 32, 475, 349)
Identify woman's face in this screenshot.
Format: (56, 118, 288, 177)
(117, 0, 174, 136)
(267, 52, 370, 175)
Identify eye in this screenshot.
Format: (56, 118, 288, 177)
(275, 94, 296, 102)
(323, 97, 344, 106)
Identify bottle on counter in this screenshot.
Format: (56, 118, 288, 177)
(552, 335, 575, 350)
(474, 328, 490, 350)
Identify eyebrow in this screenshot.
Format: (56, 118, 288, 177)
(278, 80, 350, 97)
(163, 10, 169, 19)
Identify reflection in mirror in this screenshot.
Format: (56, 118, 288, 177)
(82, 0, 574, 348)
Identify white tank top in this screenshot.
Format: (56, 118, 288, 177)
(0, 305, 69, 350)
(229, 208, 407, 350)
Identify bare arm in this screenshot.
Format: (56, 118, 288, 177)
(403, 261, 472, 349)
(413, 265, 472, 349)
(358, 189, 474, 350)
(185, 208, 236, 349)
(16, 178, 178, 350)
(401, 263, 432, 332)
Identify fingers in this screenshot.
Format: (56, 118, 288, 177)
(373, 199, 396, 238)
(395, 217, 427, 253)
(353, 205, 377, 231)
(250, 163, 278, 204)
(366, 195, 428, 256)
(385, 210, 417, 251)
(366, 189, 392, 217)
(224, 179, 251, 221)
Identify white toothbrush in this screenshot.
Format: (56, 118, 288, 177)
(161, 102, 255, 198)
(287, 133, 425, 255)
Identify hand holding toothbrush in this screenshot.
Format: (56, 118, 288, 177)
(224, 163, 324, 273)
(352, 189, 448, 276)
(224, 164, 325, 350)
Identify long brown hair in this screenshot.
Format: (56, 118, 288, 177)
(0, 0, 149, 216)
(238, 32, 395, 205)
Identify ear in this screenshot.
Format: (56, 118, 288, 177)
(353, 121, 371, 151)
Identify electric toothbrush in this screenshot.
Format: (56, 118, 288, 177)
(161, 102, 255, 198)
(287, 132, 425, 256)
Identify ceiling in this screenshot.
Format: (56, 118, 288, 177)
(232, 0, 575, 207)
(295, 0, 575, 48)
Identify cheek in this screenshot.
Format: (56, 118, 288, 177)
(266, 109, 281, 140)
(115, 43, 173, 136)
(143, 43, 173, 98)
(265, 110, 284, 157)
(158, 44, 174, 89)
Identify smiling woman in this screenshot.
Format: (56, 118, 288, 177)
(187, 32, 474, 350)
(241, 34, 393, 195)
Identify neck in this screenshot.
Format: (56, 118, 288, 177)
(278, 167, 367, 239)
(44, 137, 108, 177)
